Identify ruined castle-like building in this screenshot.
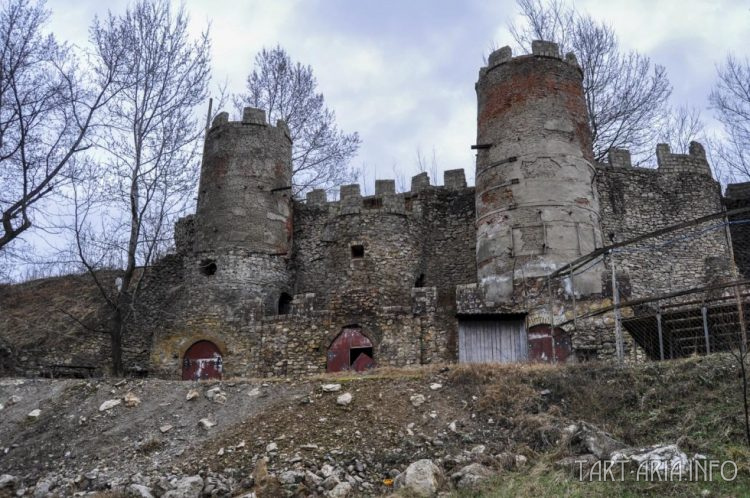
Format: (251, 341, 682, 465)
(127, 40, 732, 380)
(2, 40, 738, 379)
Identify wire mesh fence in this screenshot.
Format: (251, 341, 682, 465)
(525, 206, 750, 364)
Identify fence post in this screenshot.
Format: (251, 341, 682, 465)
(702, 305, 711, 355)
(610, 250, 624, 364)
(656, 302, 664, 361)
(722, 206, 748, 353)
(548, 275, 557, 363)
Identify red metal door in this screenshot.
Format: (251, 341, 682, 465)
(182, 341, 223, 380)
(528, 325, 572, 363)
(327, 328, 375, 373)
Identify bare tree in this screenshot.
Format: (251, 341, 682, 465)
(234, 45, 361, 195)
(68, 0, 211, 375)
(509, 0, 672, 163)
(659, 105, 705, 154)
(710, 54, 750, 180)
(0, 0, 126, 251)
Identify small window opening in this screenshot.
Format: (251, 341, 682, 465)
(200, 259, 217, 276)
(415, 273, 425, 287)
(363, 197, 383, 209)
(349, 346, 373, 366)
(351, 244, 365, 258)
(278, 292, 293, 315)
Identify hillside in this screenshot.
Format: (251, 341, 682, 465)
(0, 355, 748, 497)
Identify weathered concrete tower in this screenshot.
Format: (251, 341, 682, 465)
(474, 41, 603, 301)
(190, 107, 294, 313)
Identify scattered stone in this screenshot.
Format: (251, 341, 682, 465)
(515, 454, 528, 468)
(266, 442, 278, 453)
(247, 387, 261, 397)
(123, 392, 141, 407)
(217, 447, 225, 456)
(162, 475, 203, 498)
(206, 386, 227, 404)
(159, 424, 173, 433)
(395, 459, 444, 497)
(429, 383, 442, 391)
(278, 470, 304, 485)
(0, 475, 17, 490)
(410, 394, 426, 407)
(99, 399, 122, 412)
(320, 464, 334, 478)
(7, 395, 21, 406)
(565, 421, 626, 459)
(186, 389, 200, 401)
(321, 475, 340, 491)
(470, 445, 485, 455)
(451, 463, 493, 489)
(336, 392, 352, 406)
(322, 384, 342, 392)
(27, 409, 41, 419)
(198, 418, 216, 429)
(329, 481, 353, 497)
(127, 483, 155, 498)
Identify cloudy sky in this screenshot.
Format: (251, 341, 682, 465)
(45, 0, 750, 190)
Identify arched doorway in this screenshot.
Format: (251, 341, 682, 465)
(182, 340, 223, 380)
(527, 324, 572, 363)
(327, 326, 376, 373)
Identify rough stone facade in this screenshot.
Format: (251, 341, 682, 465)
(1, 40, 744, 377)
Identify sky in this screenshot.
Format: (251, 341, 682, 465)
(44, 0, 750, 192)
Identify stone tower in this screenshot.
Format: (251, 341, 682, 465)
(191, 107, 294, 314)
(474, 41, 603, 302)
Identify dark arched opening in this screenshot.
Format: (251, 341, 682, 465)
(278, 292, 293, 315)
(182, 340, 223, 380)
(327, 326, 375, 373)
(415, 273, 425, 287)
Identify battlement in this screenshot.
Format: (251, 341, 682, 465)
(605, 142, 713, 178)
(303, 169, 472, 213)
(484, 41, 580, 74)
(209, 106, 292, 143)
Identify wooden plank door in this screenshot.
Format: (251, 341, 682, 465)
(458, 318, 527, 363)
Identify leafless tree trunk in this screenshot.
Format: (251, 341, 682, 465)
(508, 0, 672, 163)
(234, 45, 360, 196)
(0, 0, 126, 252)
(69, 0, 211, 376)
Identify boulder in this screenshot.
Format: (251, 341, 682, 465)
(394, 459, 444, 497)
(0, 475, 17, 490)
(27, 409, 41, 419)
(199, 418, 216, 429)
(451, 463, 494, 489)
(328, 481, 352, 497)
(565, 422, 625, 459)
(162, 475, 203, 498)
(611, 444, 689, 476)
(336, 393, 352, 406)
(127, 483, 155, 498)
(186, 389, 200, 400)
(410, 394, 426, 407)
(322, 384, 342, 392)
(123, 392, 141, 408)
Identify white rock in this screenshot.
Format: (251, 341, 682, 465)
(7, 395, 20, 406)
(205, 386, 222, 400)
(213, 392, 227, 404)
(328, 481, 353, 497)
(611, 444, 689, 476)
(123, 392, 141, 407)
(247, 387, 261, 397)
(320, 464, 334, 478)
(186, 389, 199, 401)
(395, 459, 444, 497)
(448, 421, 457, 433)
(127, 483, 155, 498)
(0, 474, 17, 489)
(322, 383, 342, 392)
(337, 392, 353, 406)
(429, 383, 442, 391)
(451, 463, 493, 489)
(159, 424, 173, 433)
(470, 445, 486, 455)
(27, 409, 41, 419)
(410, 394, 426, 407)
(162, 475, 203, 498)
(198, 418, 216, 429)
(515, 454, 528, 467)
(266, 442, 278, 452)
(98, 399, 121, 412)
(217, 447, 224, 456)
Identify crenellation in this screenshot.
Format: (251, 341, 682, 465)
(656, 141, 713, 176)
(17, 37, 737, 381)
(443, 169, 466, 190)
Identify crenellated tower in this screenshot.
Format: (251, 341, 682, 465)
(474, 41, 603, 302)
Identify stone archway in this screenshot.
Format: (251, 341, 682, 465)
(182, 340, 223, 380)
(326, 326, 376, 373)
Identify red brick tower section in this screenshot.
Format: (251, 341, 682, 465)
(475, 41, 603, 302)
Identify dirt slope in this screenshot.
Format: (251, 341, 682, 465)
(0, 356, 748, 497)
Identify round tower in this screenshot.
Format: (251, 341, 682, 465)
(475, 41, 603, 301)
(194, 107, 293, 254)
